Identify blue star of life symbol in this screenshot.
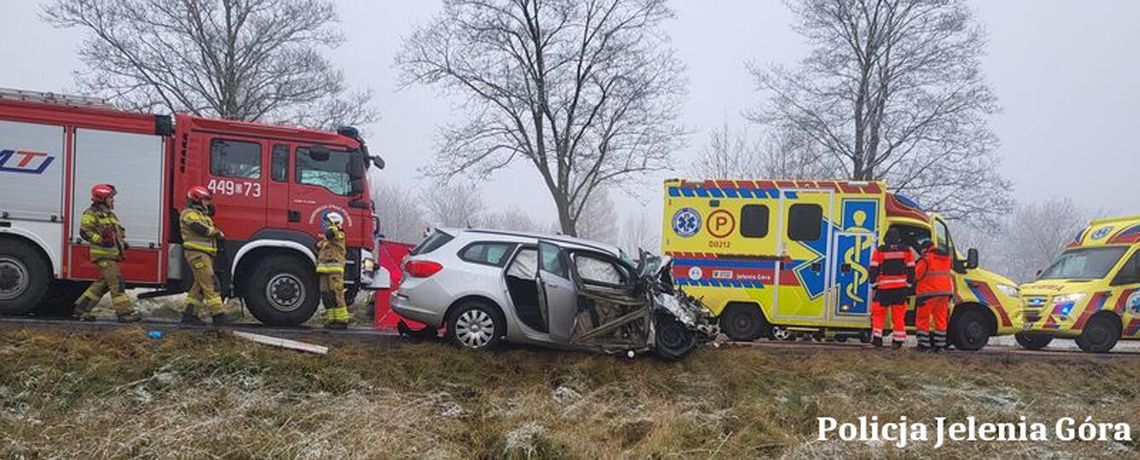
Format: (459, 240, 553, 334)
(672, 208, 701, 238)
(1092, 226, 1113, 240)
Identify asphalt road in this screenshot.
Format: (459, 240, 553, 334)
(3, 316, 1139, 361)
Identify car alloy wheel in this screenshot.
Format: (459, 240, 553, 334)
(455, 309, 495, 348)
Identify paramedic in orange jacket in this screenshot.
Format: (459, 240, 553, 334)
(915, 239, 954, 352)
(868, 228, 916, 349)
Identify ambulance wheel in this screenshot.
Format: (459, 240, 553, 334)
(949, 308, 991, 351)
(1014, 332, 1053, 350)
(244, 254, 319, 326)
(719, 304, 767, 341)
(1075, 315, 1120, 353)
(0, 239, 50, 315)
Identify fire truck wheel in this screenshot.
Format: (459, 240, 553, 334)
(244, 255, 319, 326)
(949, 308, 991, 351)
(0, 240, 50, 315)
(1075, 315, 1120, 354)
(34, 280, 90, 317)
(718, 304, 767, 341)
(1013, 332, 1053, 350)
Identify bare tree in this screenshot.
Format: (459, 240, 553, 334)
(618, 212, 659, 256)
(43, 0, 376, 128)
(423, 182, 487, 228)
(397, 0, 686, 236)
(690, 121, 765, 178)
(481, 206, 545, 232)
(955, 198, 1094, 283)
(691, 121, 839, 180)
(372, 182, 427, 244)
(750, 0, 1011, 222)
(575, 188, 620, 243)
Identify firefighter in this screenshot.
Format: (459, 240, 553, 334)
(868, 227, 915, 349)
(180, 186, 239, 325)
(915, 239, 954, 352)
(317, 212, 349, 330)
(72, 184, 142, 322)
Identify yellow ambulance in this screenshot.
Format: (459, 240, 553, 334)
(1015, 216, 1140, 353)
(662, 178, 1022, 350)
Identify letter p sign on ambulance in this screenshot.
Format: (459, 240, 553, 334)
(0, 149, 54, 174)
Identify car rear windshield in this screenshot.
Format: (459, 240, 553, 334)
(410, 230, 453, 256)
(1038, 246, 1128, 280)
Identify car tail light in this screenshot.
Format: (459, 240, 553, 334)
(405, 260, 443, 278)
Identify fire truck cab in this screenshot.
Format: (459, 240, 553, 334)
(661, 178, 1023, 350)
(0, 89, 386, 325)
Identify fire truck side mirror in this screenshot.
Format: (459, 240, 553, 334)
(966, 248, 979, 270)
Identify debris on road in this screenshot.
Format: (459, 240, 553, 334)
(230, 330, 329, 355)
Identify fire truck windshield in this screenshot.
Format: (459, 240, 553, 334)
(296, 147, 359, 196)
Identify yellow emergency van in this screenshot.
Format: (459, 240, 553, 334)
(1015, 216, 1140, 353)
(662, 178, 1022, 350)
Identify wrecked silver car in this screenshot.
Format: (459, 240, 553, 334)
(391, 229, 717, 359)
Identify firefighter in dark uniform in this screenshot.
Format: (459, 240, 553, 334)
(317, 212, 349, 329)
(180, 186, 239, 325)
(868, 227, 916, 348)
(73, 184, 142, 322)
(915, 239, 954, 351)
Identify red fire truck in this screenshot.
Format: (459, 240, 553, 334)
(0, 89, 388, 325)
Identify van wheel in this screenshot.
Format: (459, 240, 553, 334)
(244, 255, 319, 326)
(950, 308, 991, 351)
(0, 240, 50, 315)
(654, 315, 697, 361)
(447, 300, 505, 349)
(718, 304, 767, 341)
(1014, 332, 1053, 350)
(34, 280, 90, 317)
(1075, 315, 1120, 353)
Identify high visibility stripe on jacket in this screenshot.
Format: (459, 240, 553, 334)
(916, 248, 954, 298)
(180, 204, 219, 255)
(316, 224, 346, 274)
(870, 244, 915, 291)
(80, 204, 125, 262)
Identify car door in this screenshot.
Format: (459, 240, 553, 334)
(537, 240, 578, 343)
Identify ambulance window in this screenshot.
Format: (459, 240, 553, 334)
(210, 139, 262, 179)
(787, 204, 822, 241)
(741, 204, 770, 238)
(271, 144, 289, 182)
(1112, 252, 1140, 285)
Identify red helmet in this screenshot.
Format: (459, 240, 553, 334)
(187, 186, 213, 202)
(91, 183, 117, 202)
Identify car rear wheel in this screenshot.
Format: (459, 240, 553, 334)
(950, 308, 991, 351)
(447, 300, 505, 349)
(718, 304, 766, 341)
(0, 240, 50, 315)
(244, 254, 319, 326)
(1075, 315, 1120, 353)
(1014, 332, 1053, 350)
(654, 315, 697, 361)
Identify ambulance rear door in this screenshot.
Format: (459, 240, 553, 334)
(826, 195, 884, 326)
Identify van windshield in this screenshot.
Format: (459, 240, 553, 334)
(1038, 247, 1128, 280)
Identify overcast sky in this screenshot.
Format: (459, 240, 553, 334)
(2, 0, 1137, 226)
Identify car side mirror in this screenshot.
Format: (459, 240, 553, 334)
(966, 248, 979, 270)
